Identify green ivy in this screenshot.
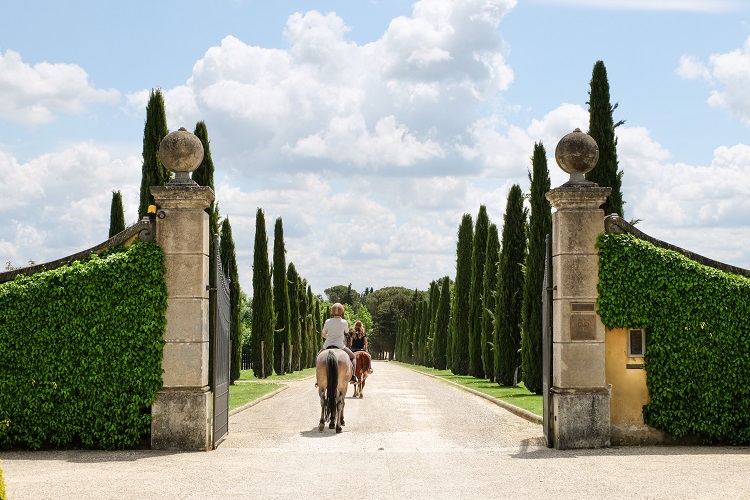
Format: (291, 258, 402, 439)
(0, 241, 167, 450)
(597, 233, 750, 444)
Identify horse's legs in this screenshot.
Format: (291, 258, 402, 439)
(336, 392, 345, 433)
(319, 389, 328, 432)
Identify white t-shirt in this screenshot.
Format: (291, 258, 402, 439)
(322, 317, 349, 349)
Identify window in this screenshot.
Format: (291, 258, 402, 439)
(628, 329, 645, 357)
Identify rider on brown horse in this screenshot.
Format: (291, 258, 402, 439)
(321, 303, 358, 384)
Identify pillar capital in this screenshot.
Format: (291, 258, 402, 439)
(151, 184, 215, 210)
(546, 185, 611, 211)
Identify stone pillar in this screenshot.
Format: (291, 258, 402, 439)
(546, 129, 611, 449)
(150, 128, 215, 451)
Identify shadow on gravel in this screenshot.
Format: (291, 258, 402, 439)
(511, 442, 750, 460)
(1, 449, 187, 464)
(299, 428, 345, 438)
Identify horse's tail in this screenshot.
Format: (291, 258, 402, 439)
(326, 350, 337, 419)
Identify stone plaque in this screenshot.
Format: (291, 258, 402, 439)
(570, 314, 596, 340)
(571, 302, 595, 312)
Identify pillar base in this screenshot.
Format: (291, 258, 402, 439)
(151, 388, 212, 451)
(552, 387, 610, 449)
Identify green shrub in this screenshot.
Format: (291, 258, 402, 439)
(597, 233, 750, 444)
(0, 241, 167, 450)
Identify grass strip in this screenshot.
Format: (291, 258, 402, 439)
(229, 368, 317, 410)
(393, 361, 543, 417)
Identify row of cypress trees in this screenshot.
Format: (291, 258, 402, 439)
(395, 60, 624, 392)
(250, 209, 327, 378)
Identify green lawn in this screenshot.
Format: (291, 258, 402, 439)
(392, 361, 543, 416)
(229, 368, 316, 410)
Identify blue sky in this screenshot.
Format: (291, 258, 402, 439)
(2, 0, 750, 297)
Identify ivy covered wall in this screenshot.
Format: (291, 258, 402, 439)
(0, 241, 167, 450)
(597, 233, 750, 444)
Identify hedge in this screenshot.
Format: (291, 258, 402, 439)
(0, 241, 167, 450)
(597, 233, 750, 444)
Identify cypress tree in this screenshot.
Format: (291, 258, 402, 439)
(451, 213, 473, 375)
(306, 285, 316, 367)
(495, 184, 528, 386)
(287, 263, 301, 371)
(272, 218, 291, 375)
(521, 142, 552, 394)
(469, 205, 489, 378)
(251, 208, 274, 378)
(585, 60, 625, 217)
(427, 280, 440, 367)
(220, 217, 242, 383)
(138, 88, 169, 219)
(482, 223, 500, 381)
(433, 276, 451, 370)
(314, 299, 322, 353)
(108, 190, 125, 238)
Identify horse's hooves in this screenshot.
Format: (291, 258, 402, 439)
(336, 427, 343, 433)
(359, 394, 363, 399)
(318, 423, 324, 432)
(341, 419, 345, 426)
(329, 423, 335, 429)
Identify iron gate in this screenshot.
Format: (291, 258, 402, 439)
(542, 233, 554, 447)
(212, 235, 231, 449)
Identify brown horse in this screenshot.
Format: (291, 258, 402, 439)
(352, 351, 372, 398)
(315, 348, 352, 433)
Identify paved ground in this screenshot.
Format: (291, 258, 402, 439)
(2, 361, 749, 499)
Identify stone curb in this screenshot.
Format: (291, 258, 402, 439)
(229, 385, 289, 417)
(406, 367, 544, 426)
(228, 375, 316, 416)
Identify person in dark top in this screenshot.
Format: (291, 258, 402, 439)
(349, 321, 373, 373)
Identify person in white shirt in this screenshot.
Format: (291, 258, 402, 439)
(322, 302, 358, 383)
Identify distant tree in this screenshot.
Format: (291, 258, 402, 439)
(324, 284, 360, 309)
(363, 286, 416, 356)
(482, 223, 500, 381)
(495, 185, 528, 386)
(108, 190, 125, 238)
(433, 276, 451, 370)
(287, 263, 301, 371)
(251, 208, 274, 378)
(585, 60, 625, 217)
(272, 217, 291, 375)
(451, 213, 473, 375)
(469, 205, 489, 378)
(138, 88, 169, 219)
(306, 284, 316, 366)
(521, 142, 552, 394)
(426, 280, 440, 367)
(219, 217, 242, 383)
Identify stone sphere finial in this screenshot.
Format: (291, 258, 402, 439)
(158, 127, 204, 184)
(554, 128, 599, 184)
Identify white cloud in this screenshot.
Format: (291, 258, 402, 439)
(678, 37, 750, 124)
(0, 49, 120, 125)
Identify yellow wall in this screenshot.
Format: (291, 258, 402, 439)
(605, 328, 649, 425)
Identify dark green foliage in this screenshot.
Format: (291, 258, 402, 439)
(469, 206, 489, 377)
(427, 280, 440, 367)
(521, 143, 552, 394)
(306, 285, 316, 367)
(433, 276, 452, 370)
(286, 263, 301, 371)
(597, 233, 750, 444)
(482, 224, 500, 381)
(138, 88, 169, 219)
(452, 214, 473, 375)
(191, 121, 215, 190)
(272, 218, 291, 375)
(108, 190, 125, 238)
(495, 185, 527, 386)
(251, 208, 274, 378)
(0, 242, 167, 450)
(219, 217, 242, 383)
(363, 286, 416, 356)
(585, 60, 625, 217)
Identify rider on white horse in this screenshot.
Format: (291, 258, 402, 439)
(321, 302, 358, 384)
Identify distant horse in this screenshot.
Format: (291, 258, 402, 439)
(315, 348, 352, 433)
(352, 351, 372, 398)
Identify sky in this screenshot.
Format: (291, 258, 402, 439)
(2, 0, 750, 298)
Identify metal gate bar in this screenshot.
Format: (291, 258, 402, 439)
(542, 233, 554, 447)
(212, 234, 231, 449)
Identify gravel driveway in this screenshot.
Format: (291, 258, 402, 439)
(2, 361, 749, 499)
